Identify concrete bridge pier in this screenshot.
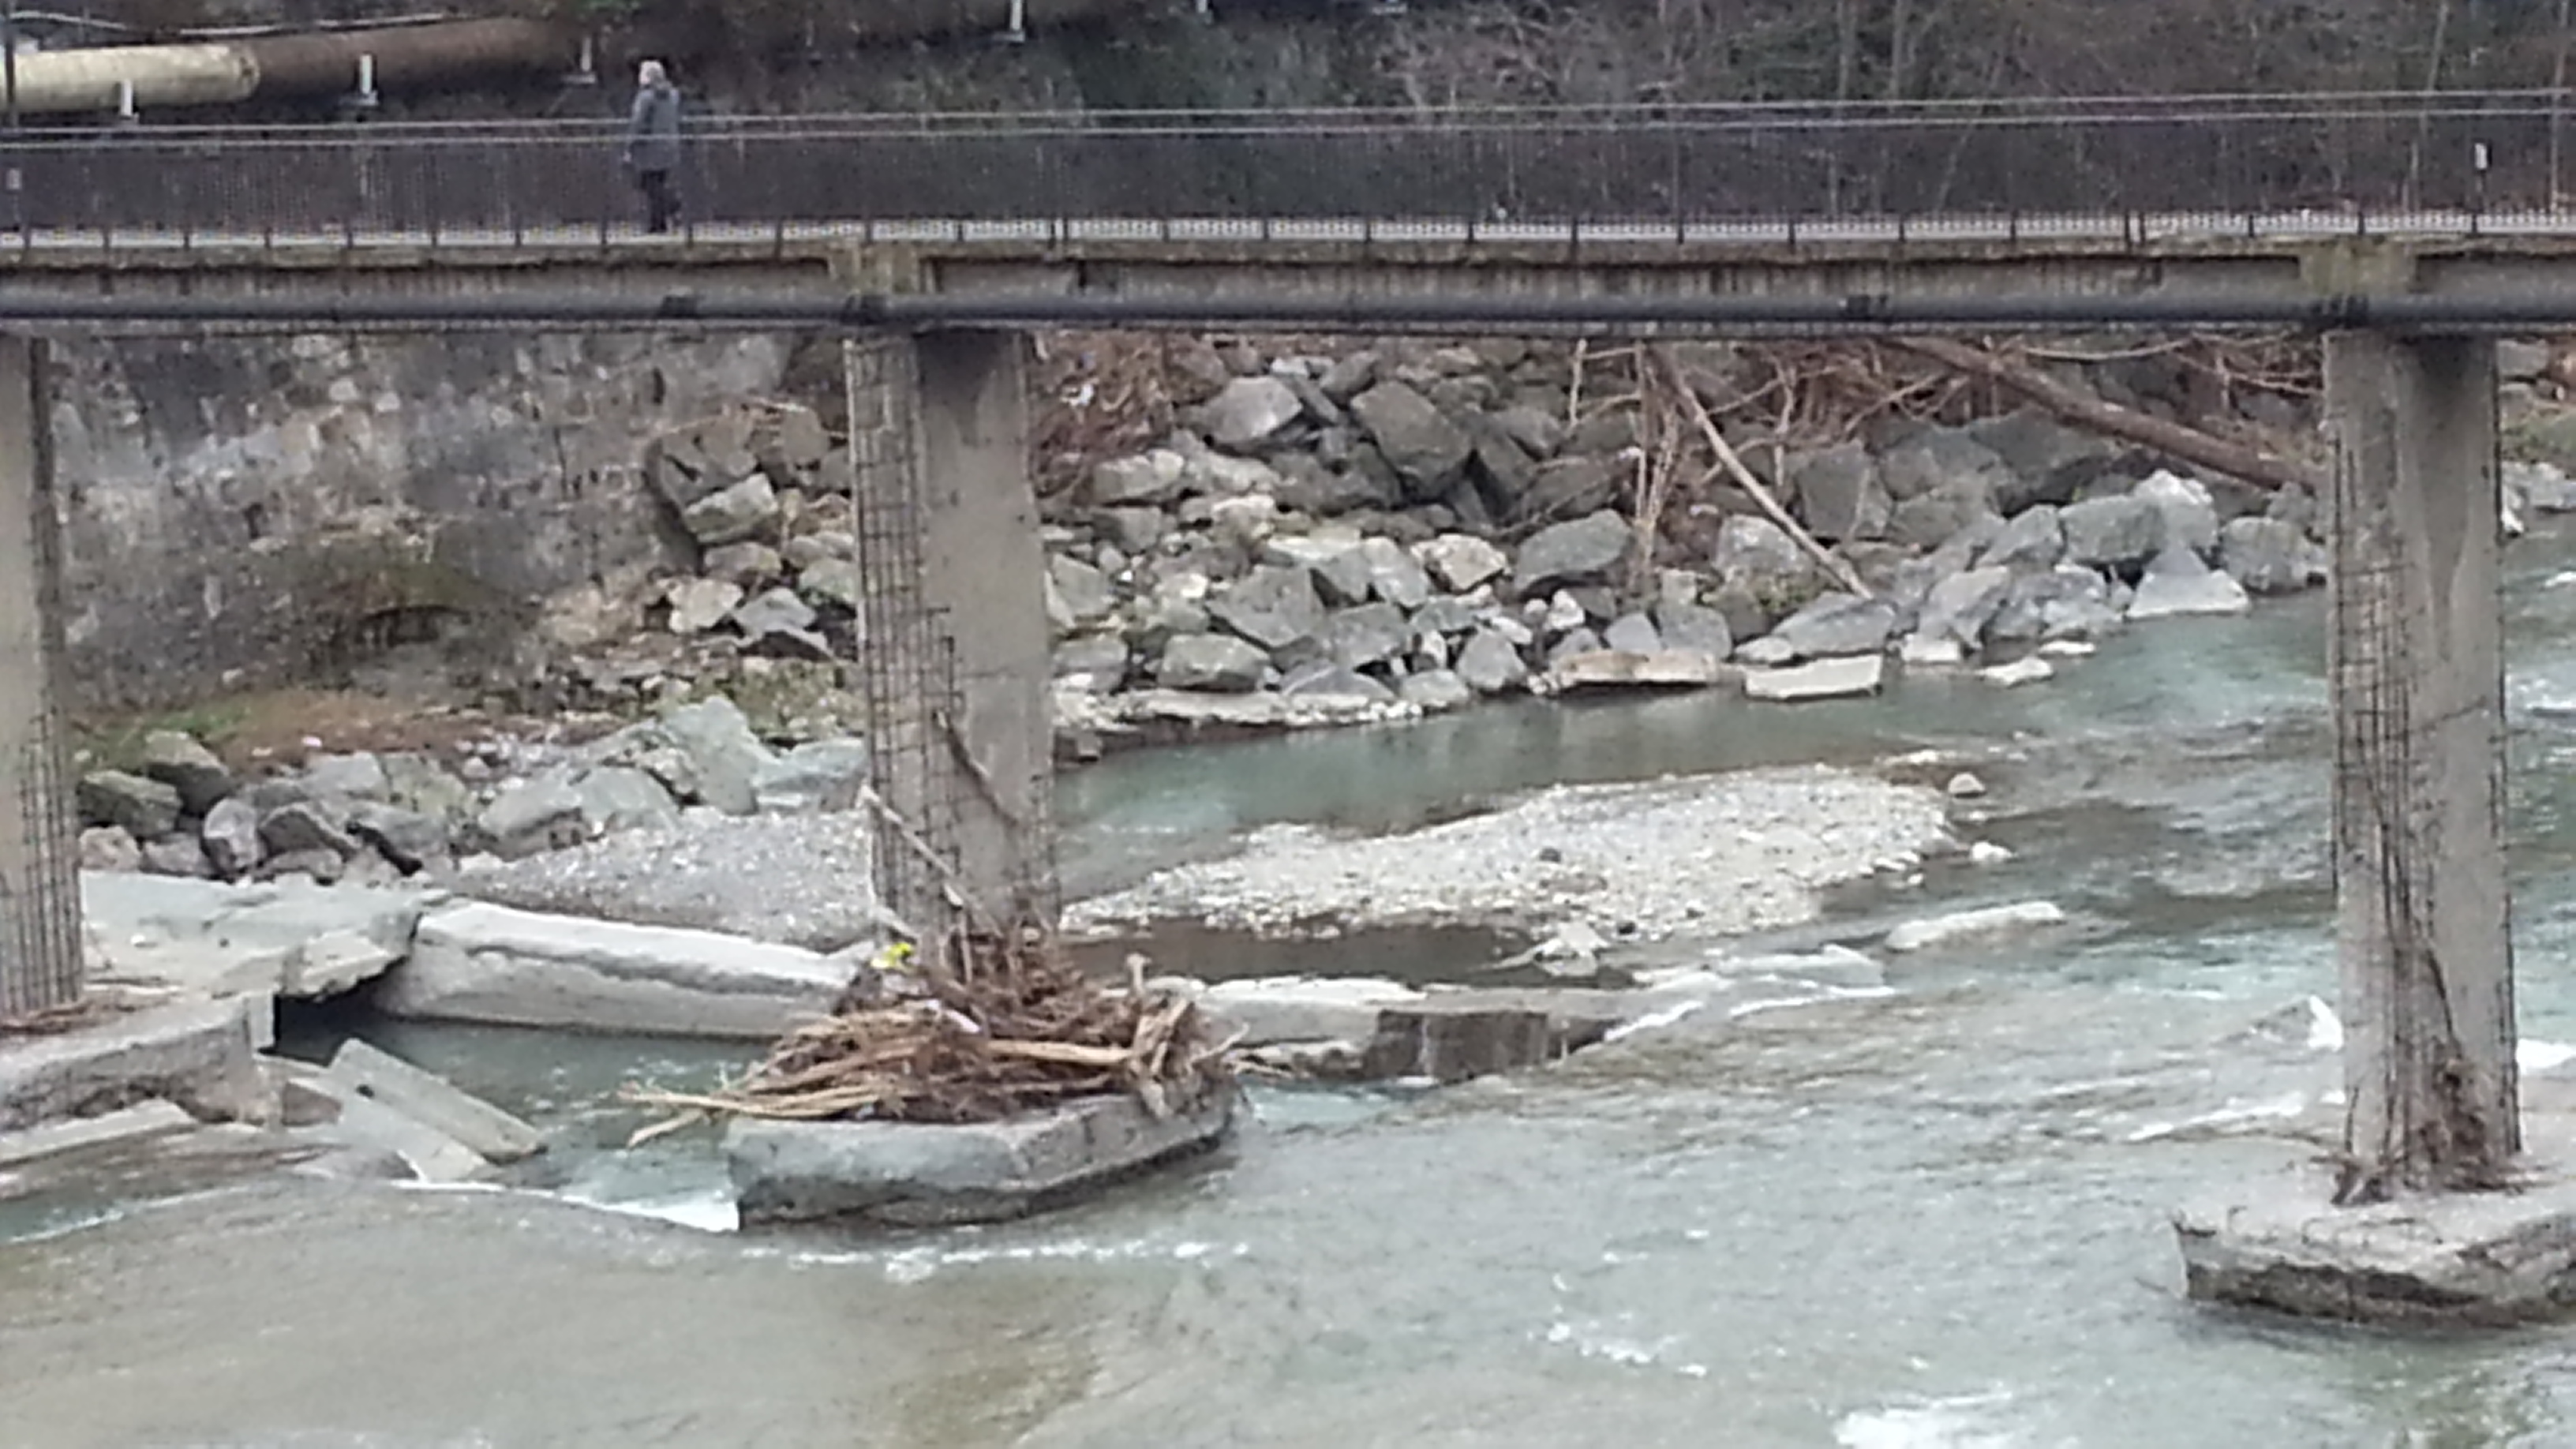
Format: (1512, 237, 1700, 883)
(844, 329, 1056, 950)
(2173, 331, 2576, 1324)
(0, 335, 84, 1017)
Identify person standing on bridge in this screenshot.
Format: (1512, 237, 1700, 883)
(622, 59, 684, 235)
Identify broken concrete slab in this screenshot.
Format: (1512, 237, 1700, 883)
(1198, 975, 1425, 1047)
(80, 873, 441, 1003)
(275, 1062, 491, 1185)
(1363, 990, 1630, 1083)
(727, 1088, 1240, 1227)
(0, 998, 269, 1132)
(1743, 654, 1886, 702)
(0, 1099, 199, 1171)
(2175, 1117, 2576, 1326)
(324, 1039, 546, 1165)
(376, 902, 848, 1040)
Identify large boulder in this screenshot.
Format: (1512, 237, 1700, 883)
(1978, 505, 2065, 572)
(1513, 511, 1632, 595)
(1965, 408, 2122, 512)
(1416, 534, 1508, 593)
(1200, 376, 1306, 452)
(1157, 634, 1271, 693)
(680, 474, 781, 547)
(140, 732, 234, 816)
(1912, 565, 2016, 652)
(1350, 381, 1472, 498)
(1987, 566, 2123, 644)
(2125, 547, 2252, 620)
(657, 698, 777, 817)
(1321, 602, 1413, 671)
(2058, 496, 2168, 572)
(1089, 449, 1189, 507)
(1454, 630, 1530, 695)
(1792, 442, 1893, 542)
(78, 771, 182, 842)
(1208, 564, 1325, 651)
(1709, 515, 1822, 614)
(2131, 470, 2221, 558)
(1756, 593, 1896, 661)
(1877, 426, 2016, 503)
(2217, 516, 2324, 595)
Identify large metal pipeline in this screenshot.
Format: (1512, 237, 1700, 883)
(4, 19, 582, 117)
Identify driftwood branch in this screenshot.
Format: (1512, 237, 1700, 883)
(1888, 335, 2325, 494)
(1650, 346, 1872, 598)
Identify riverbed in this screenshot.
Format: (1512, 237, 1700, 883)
(13, 531, 2576, 1447)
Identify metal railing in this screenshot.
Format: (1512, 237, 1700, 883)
(0, 91, 2570, 240)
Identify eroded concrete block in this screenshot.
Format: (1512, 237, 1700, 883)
(278, 1062, 490, 1185)
(378, 902, 845, 1039)
(727, 1089, 1240, 1227)
(1363, 991, 1629, 1083)
(0, 997, 268, 1132)
(80, 873, 438, 1002)
(324, 1038, 546, 1164)
(2176, 1122, 2576, 1327)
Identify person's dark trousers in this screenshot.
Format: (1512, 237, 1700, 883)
(636, 169, 680, 234)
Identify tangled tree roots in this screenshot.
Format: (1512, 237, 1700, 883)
(624, 922, 1236, 1143)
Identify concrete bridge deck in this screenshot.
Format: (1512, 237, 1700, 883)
(6, 210, 2576, 332)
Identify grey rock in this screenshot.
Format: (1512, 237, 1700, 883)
(1709, 515, 1819, 611)
(141, 833, 211, 879)
(1209, 564, 1325, 650)
(1098, 505, 1168, 554)
(1988, 566, 2123, 645)
(1265, 534, 1376, 607)
(1979, 505, 2066, 572)
(1792, 442, 1893, 541)
(1878, 426, 2015, 503)
(200, 797, 264, 878)
(2059, 496, 2168, 571)
(258, 848, 346, 885)
(1416, 534, 1509, 593)
(1089, 450, 1188, 507)
(666, 577, 744, 635)
(1410, 595, 1483, 638)
(1350, 381, 1472, 496)
(1912, 565, 2016, 651)
(1053, 635, 1130, 691)
(1156, 633, 1271, 693)
(731, 587, 819, 642)
(1045, 556, 1119, 631)
(1490, 403, 1567, 460)
(1202, 376, 1306, 452)
(1281, 664, 1396, 705)
(258, 801, 359, 859)
(2126, 547, 2252, 620)
(657, 698, 777, 818)
(1316, 350, 1380, 402)
(1521, 455, 1622, 519)
(139, 731, 234, 816)
(797, 558, 865, 613)
(78, 771, 182, 842)
(1549, 650, 1728, 692)
(702, 541, 784, 586)
(1965, 409, 2120, 512)
(1889, 489, 2002, 551)
(1545, 627, 1606, 668)
(1398, 669, 1473, 713)
(1455, 630, 1531, 695)
(1323, 601, 1413, 671)
(477, 778, 588, 859)
(1653, 600, 1734, 661)
(80, 825, 142, 873)
(1601, 612, 1663, 654)
(1358, 536, 1432, 609)
(347, 802, 450, 873)
(2508, 460, 2576, 515)
(752, 740, 872, 815)
(2499, 339, 2553, 382)
(680, 473, 782, 547)
(1512, 510, 1632, 594)
(575, 766, 683, 835)
(1766, 593, 1897, 660)
(2132, 470, 2221, 557)
(2218, 515, 2325, 595)
(301, 752, 390, 802)
(1469, 422, 1539, 507)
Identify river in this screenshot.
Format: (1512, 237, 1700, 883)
(12, 530, 2576, 1447)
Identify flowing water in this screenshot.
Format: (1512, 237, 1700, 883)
(19, 537, 2576, 1447)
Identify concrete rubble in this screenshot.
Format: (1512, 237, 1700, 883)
(726, 1089, 1241, 1228)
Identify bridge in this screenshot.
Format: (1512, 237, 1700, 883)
(0, 100, 2542, 1268)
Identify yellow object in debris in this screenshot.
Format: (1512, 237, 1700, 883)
(875, 942, 918, 974)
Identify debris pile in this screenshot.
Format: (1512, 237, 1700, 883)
(626, 927, 1235, 1139)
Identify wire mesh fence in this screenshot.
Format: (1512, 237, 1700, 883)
(1, 91, 2570, 240)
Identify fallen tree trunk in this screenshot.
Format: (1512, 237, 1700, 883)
(1889, 336, 2326, 494)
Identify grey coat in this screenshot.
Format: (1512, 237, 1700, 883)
(625, 82, 682, 173)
